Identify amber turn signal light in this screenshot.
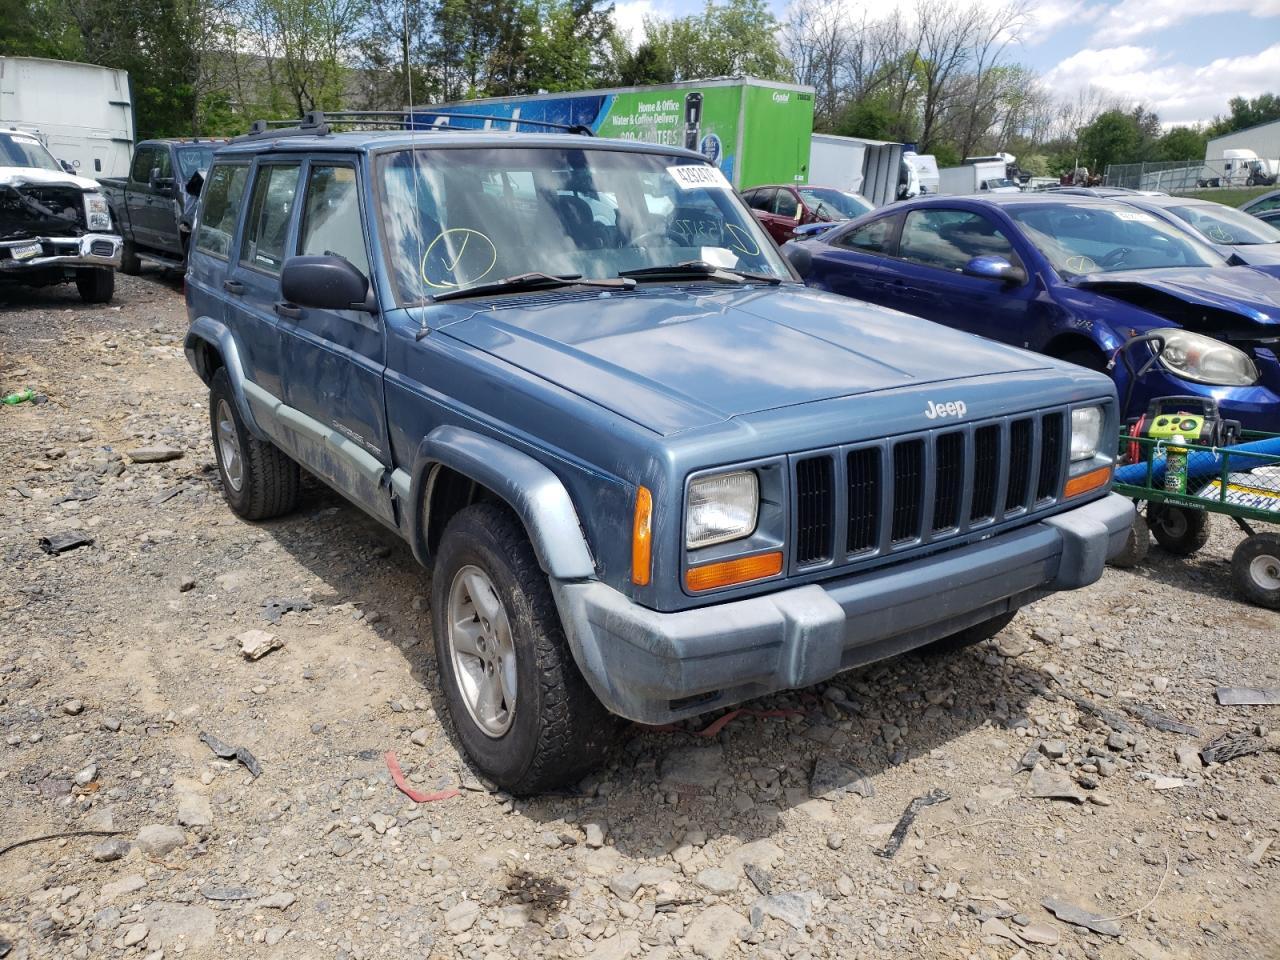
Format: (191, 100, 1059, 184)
(686, 551, 783, 592)
(1064, 464, 1112, 499)
(631, 486, 653, 586)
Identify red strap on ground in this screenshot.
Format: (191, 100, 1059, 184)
(385, 751, 460, 803)
(641, 707, 804, 738)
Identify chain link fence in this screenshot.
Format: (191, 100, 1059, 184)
(1105, 158, 1280, 192)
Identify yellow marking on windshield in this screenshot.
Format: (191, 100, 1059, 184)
(724, 223, 760, 256)
(421, 228, 497, 289)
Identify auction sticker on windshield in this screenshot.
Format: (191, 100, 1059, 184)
(668, 165, 731, 191)
(11, 242, 42, 261)
(1114, 211, 1155, 222)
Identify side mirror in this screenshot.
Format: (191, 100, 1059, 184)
(60, 159, 76, 174)
(963, 255, 1027, 285)
(793, 221, 839, 238)
(149, 167, 175, 191)
(281, 255, 375, 313)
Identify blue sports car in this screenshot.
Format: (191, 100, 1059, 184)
(783, 195, 1280, 431)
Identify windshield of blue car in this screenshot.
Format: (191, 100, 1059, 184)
(799, 188, 872, 219)
(177, 146, 216, 181)
(1006, 203, 1225, 278)
(377, 146, 790, 304)
(0, 132, 62, 172)
(1166, 203, 1280, 246)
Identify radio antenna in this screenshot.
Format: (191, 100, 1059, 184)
(405, 0, 425, 312)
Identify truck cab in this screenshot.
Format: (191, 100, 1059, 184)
(184, 113, 1133, 793)
(100, 138, 224, 271)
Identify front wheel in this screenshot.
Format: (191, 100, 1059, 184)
(1148, 504, 1211, 556)
(1109, 511, 1150, 568)
(1232, 533, 1280, 609)
(431, 503, 616, 794)
(119, 237, 142, 275)
(75, 267, 114, 303)
(920, 609, 1019, 656)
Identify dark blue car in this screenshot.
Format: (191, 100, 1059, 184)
(784, 195, 1280, 431)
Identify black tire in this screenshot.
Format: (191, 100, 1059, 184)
(431, 503, 616, 794)
(921, 609, 1019, 656)
(208, 367, 299, 520)
(1058, 346, 1107, 373)
(1148, 504, 1211, 556)
(1109, 510, 1150, 568)
(75, 267, 114, 303)
(119, 237, 142, 275)
(1231, 533, 1280, 609)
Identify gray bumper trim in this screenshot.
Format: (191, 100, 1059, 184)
(0, 234, 122, 270)
(556, 493, 1133, 724)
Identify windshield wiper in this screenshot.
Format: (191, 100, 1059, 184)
(618, 260, 783, 285)
(430, 272, 635, 303)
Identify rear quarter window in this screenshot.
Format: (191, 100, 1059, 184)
(194, 163, 250, 259)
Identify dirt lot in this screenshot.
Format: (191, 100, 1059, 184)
(1, 272, 1278, 960)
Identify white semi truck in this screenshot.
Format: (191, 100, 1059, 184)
(0, 57, 134, 179)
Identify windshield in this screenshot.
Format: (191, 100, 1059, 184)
(377, 146, 790, 304)
(799, 187, 872, 220)
(177, 146, 216, 181)
(0, 132, 62, 172)
(1007, 203, 1225, 278)
(1167, 203, 1280, 246)
(984, 178, 1019, 190)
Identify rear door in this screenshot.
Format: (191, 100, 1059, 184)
(890, 207, 1034, 342)
(278, 157, 393, 524)
(809, 213, 902, 304)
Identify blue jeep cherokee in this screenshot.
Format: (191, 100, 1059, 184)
(184, 115, 1133, 792)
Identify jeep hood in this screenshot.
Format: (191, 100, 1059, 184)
(1076, 266, 1280, 335)
(439, 285, 1051, 435)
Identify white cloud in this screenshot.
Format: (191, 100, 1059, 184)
(1044, 42, 1280, 125)
(1089, 0, 1280, 44)
(612, 0, 672, 46)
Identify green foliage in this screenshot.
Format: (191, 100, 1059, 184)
(1077, 109, 1146, 171)
(0, 0, 81, 58)
(617, 0, 788, 85)
(1155, 125, 1207, 162)
(833, 96, 899, 141)
(1209, 93, 1280, 137)
(931, 142, 960, 169)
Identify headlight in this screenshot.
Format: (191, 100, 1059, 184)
(1156, 329, 1257, 386)
(84, 192, 112, 232)
(686, 470, 758, 548)
(1070, 406, 1104, 462)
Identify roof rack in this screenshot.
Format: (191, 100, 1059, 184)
(233, 109, 593, 142)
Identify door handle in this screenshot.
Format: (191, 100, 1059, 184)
(222, 279, 245, 295)
(274, 301, 302, 320)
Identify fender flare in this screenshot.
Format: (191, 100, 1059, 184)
(407, 426, 596, 581)
(183, 316, 269, 440)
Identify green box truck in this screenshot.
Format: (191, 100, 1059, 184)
(413, 77, 815, 189)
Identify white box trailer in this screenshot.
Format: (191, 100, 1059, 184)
(0, 57, 134, 179)
(937, 159, 1017, 196)
(808, 133, 902, 207)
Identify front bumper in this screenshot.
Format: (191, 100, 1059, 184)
(0, 234, 122, 272)
(1123, 350, 1280, 433)
(556, 492, 1133, 724)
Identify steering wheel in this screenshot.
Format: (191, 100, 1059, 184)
(1098, 246, 1131, 267)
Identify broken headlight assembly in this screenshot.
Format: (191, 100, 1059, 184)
(1155, 328, 1257, 386)
(83, 191, 112, 232)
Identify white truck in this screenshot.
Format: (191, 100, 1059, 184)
(1221, 149, 1278, 187)
(937, 158, 1020, 196)
(0, 57, 134, 179)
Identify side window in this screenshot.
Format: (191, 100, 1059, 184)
(240, 164, 301, 275)
(899, 209, 1017, 272)
(835, 216, 895, 255)
(772, 189, 799, 218)
(1252, 195, 1280, 213)
(298, 164, 370, 277)
(194, 163, 249, 258)
(746, 188, 775, 212)
(153, 147, 172, 179)
(130, 147, 154, 184)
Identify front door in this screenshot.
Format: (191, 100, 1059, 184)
(278, 158, 393, 524)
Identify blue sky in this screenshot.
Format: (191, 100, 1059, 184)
(612, 0, 1280, 126)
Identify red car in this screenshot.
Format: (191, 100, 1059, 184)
(741, 184, 874, 244)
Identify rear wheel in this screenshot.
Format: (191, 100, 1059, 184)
(1148, 504, 1211, 556)
(921, 609, 1019, 655)
(431, 503, 616, 793)
(208, 367, 299, 520)
(75, 267, 114, 303)
(1231, 533, 1280, 609)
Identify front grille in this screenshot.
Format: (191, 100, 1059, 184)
(791, 408, 1071, 571)
(90, 239, 114, 257)
(794, 456, 833, 565)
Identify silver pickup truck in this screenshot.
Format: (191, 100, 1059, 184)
(0, 128, 121, 302)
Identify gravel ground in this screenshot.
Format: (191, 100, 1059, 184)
(1, 271, 1278, 960)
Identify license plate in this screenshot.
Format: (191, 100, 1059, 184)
(11, 241, 41, 261)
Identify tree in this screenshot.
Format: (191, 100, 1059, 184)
(623, 0, 789, 85)
(1077, 108, 1146, 172)
(1209, 93, 1280, 137)
(1156, 125, 1207, 162)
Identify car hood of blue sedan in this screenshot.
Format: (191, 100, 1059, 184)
(1226, 243, 1280, 266)
(1075, 265, 1280, 328)
(439, 284, 1052, 435)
